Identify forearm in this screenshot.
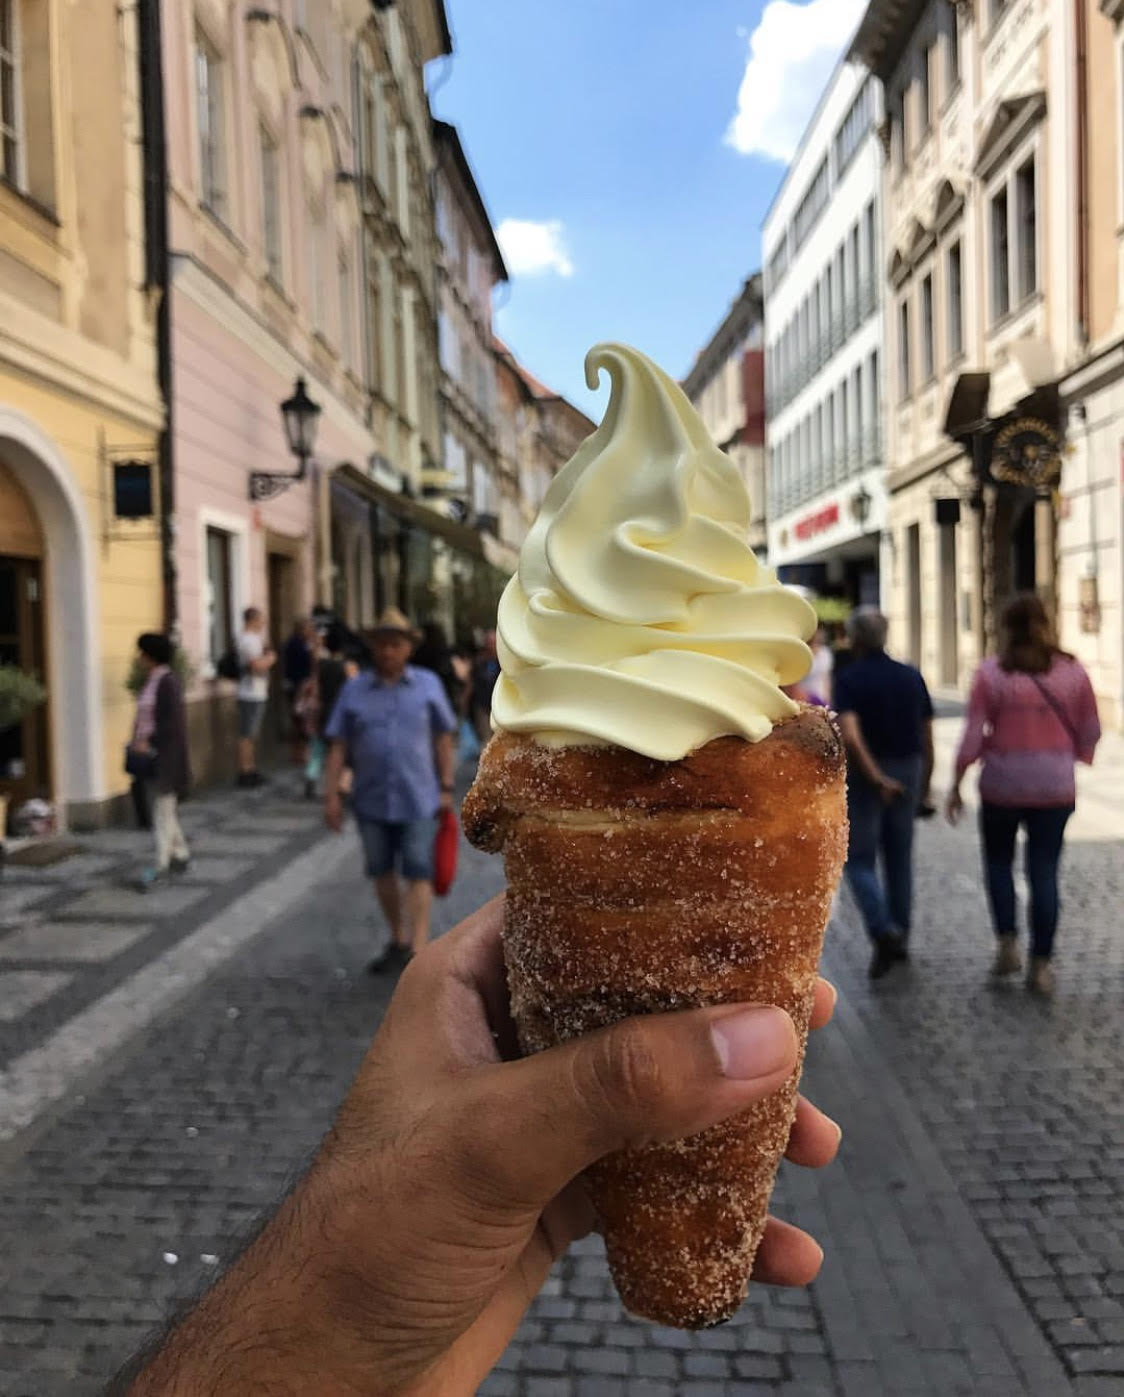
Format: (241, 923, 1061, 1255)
(323, 743, 346, 799)
(921, 730, 934, 798)
(435, 734, 455, 790)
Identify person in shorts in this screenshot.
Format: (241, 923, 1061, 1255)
(322, 607, 457, 971)
(236, 607, 276, 788)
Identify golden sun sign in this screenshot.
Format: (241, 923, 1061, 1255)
(990, 418, 1064, 490)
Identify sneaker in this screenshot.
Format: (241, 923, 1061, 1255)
(991, 934, 1022, 978)
(169, 856, 191, 876)
(132, 866, 165, 893)
(868, 933, 905, 981)
(366, 943, 411, 975)
(1026, 957, 1055, 996)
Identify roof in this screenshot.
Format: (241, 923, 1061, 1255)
(849, 0, 929, 82)
(682, 274, 764, 398)
(433, 120, 508, 283)
(493, 337, 595, 431)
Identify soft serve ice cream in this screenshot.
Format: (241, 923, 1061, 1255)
(491, 342, 817, 761)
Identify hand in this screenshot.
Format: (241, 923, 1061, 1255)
(945, 788, 964, 826)
(438, 789, 454, 813)
(132, 738, 151, 754)
(876, 774, 906, 805)
(323, 792, 343, 833)
(124, 900, 840, 1397)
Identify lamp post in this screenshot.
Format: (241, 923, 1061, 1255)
(249, 377, 322, 501)
(851, 483, 873, 529)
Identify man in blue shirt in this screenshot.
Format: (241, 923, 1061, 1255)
(833, 608, 934, 980)
(324, 608, 457, 971)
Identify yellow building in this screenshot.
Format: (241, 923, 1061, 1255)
(0, 0, 164, 829)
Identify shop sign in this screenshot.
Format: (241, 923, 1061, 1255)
(793, 502, 840, 541)
(990, 417, 1063, 491)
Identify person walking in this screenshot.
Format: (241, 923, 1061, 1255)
(322, 607, 457, 971)
(946, 593, 1101, 995)
(834, 608, 934, 980)
(282, 617, 316, 766)
(236, 607, 276, 788)
(127, 633, 191, 890)
(470, 629, 501, 745)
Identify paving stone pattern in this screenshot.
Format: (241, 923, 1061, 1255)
(0, 728, 1121, 1395)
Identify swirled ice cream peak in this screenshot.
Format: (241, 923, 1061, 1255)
(491, 342, 816, 761)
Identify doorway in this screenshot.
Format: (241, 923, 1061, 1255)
(0, 556, 49, 812)
(1011, 499, 1036, 594)
(939, 523, 959, 687)
(906, 523, 922, 668)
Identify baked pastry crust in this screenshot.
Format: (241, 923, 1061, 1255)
(462, 707, 847, 1328)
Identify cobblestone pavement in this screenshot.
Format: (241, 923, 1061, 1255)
(0, 723, 1122, 1396)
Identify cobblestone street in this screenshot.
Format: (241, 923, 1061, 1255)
(1, 722, 1122, 1396)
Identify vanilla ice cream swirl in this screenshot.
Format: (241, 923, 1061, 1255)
(491, 342, 817, 761)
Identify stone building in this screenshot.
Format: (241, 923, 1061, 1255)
(853, 0, 1123, 723)
(682, 275, 768, 554)
(762, 59, 887, 609)
(0, 0, 164, 828)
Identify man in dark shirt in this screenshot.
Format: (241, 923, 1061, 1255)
(833, 608, 934, 979)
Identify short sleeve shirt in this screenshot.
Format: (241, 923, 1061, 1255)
(324, 665, 457, 822)
(833, 650, 934, 761)
(237, 632, 268, 702)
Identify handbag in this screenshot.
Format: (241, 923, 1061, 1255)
(124, 743, 158, 781)
(433, 808, 459, 897)
(1029, 673, 1079, 749)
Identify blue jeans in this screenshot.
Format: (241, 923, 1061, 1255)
(979, 803, 1073, 959)
(844, 756, 923, 944)
(357, 817, 438, 881)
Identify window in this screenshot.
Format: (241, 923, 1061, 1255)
(1016, 157, 1037, 301)
(863, 201, 876, 294)
(838, 384, 849, 475)
(945, 2, 961, 93)
(920, 273, 935, 381)
(848, 224, 861, 317)
(793, 157, 830, 249)
(834, 78, 872, 176)
(898, 297, 912, 400)
(990, 186, 1010, 321)
(259, 124, 282, 283)
(891, 87, 908, 173)
(853, 364, 864, 464)
(195, 30, 226, 217)
(947, 240, 963, 359)
(339, 253, 355, 368)
(205, 527, 235, 663)
(990, 0, 1010, 25)
(0, 0, 22, 187)
(920, 40, 935, 136)
(308, 202, 325, 330)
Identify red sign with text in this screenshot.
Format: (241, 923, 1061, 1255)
(793, 502, 840, 541)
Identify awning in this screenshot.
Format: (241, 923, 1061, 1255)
(330, 462, 486, 559)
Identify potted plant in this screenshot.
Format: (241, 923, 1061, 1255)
(0, 666, 47, 847)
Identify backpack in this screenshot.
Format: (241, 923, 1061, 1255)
(215, 647, 241, 681)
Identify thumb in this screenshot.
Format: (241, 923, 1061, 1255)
(459, 1004, 797, 1208)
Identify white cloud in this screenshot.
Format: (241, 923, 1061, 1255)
(496, 218, 574, 278)
(725, 0, 867, 163)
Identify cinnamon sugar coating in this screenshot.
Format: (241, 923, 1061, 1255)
(462, 708, 848, 1328)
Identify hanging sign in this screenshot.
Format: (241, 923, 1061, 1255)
(989, 417, 1063, 491)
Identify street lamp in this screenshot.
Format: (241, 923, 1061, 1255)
(249, 377, 322, 501)
(851, 484, 873, 528)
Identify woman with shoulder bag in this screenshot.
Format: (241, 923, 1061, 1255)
(127, 633, 192, 890)
(945, 594, 1101, 995)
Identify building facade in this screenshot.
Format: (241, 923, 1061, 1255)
(682, 276, 768, 553)
(853, 0, 1123, 723)
(434, 121, 510, 563)
(0, 0, 165, 829)
(762, 61, 887, 610)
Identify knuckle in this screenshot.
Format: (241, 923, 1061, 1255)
(590, 1020, 665, 1118)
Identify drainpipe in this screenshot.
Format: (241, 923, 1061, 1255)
(137, 0, 176, 638)
(1075, 0, 1090, 350)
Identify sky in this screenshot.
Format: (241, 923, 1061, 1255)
(430, 0, 867, 419)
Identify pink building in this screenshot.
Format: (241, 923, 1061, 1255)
(160, 0, 445, 780)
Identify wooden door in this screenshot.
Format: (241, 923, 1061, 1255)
(0, 556, 50, 813)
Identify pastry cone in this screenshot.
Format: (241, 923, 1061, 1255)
(461, 706, 847, 1329)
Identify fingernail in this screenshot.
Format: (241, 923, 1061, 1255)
(822, 980, 838, 1011)
(711, 1008, 795, 1080)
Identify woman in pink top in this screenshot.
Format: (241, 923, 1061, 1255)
(946, 595, 1100, 995)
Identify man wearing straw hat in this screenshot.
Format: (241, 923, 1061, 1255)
(323, 606, 457, 971)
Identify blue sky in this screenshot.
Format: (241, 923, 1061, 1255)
(431, 0, 865, 417)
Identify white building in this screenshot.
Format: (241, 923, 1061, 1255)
(763, 60, 886, 609)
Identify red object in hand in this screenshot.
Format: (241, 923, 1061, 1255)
(433, 808, 459, 896)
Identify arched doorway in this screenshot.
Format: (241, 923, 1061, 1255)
(0, 410, 102, 824)
(0, 465, 49, 810)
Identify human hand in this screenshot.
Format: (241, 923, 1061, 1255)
(323, 792, 343, 833)
(132, 738, 151, 755)
(945, 788, 964, 826)
(877, 774, 906, 805)
(438, 789, 454, 813)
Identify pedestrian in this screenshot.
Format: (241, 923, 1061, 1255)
(413, 621, 465, 714)
(833, 607, 934, 979)
(282, 616, 316, 766)
(804, 625, 834, 706)
(322, 607, 457, 970)
(236, 606, 276, 788)
(126, 633, 191, 890)
(117, 901, 839, 1397)
(470, 628, 501, 744)
(300, 632, 356, 800)
(945, 593, 1101, 995)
